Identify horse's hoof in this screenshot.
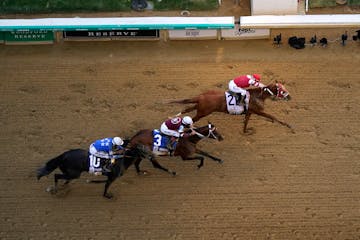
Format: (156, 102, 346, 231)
(104, 193, 113, 199)
(46, 186, 57, 194)
(137, 170, 149, 175)
(171, 171, 177, 176)
(197, 165, 203, 169)
(218, 160, 224, 164)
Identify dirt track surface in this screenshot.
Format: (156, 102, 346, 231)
(1, 3, 360, 240)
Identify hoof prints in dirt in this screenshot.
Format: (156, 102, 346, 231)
(68, 83, 86, 94)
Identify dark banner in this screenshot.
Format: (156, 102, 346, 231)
(63, 30, 159, 39)
(5, 30, 54, 42)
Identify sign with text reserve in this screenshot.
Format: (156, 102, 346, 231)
(63, 30, 159, 39)
(5, 30, 54, 43)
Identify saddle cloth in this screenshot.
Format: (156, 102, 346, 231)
(88, 155, 109, 175)
(225, 91, 250, 115)
(152, 130, 176, 156)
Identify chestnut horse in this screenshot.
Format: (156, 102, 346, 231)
(170, 83, 292, 133)
(129, 123, 224, 176)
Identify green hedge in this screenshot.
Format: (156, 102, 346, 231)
(309, 0, 336, 8)
(0, 0, 132, 14)
(348, 0, 360, 6)
(0, 0, 218, 14)
(153, 0, 219, 11)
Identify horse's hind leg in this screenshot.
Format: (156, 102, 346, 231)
(149, 157, 177, 176)
(47, 174, 71, 194)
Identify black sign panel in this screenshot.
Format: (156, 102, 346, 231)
(63, 30, 159, 38)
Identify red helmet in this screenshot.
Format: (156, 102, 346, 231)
(253, 74, 261, 81)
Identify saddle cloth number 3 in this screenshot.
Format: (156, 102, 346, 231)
(153, 133, 162, 147)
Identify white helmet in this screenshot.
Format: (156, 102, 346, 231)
(112, 137, 124, 146)
(182, 116, 193, 125)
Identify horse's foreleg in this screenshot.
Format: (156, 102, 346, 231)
(149, 157, 176, 176)
(195, 149, 223, 164)
(103, 178, 115, 199)
(181, 156, 205, 169)
(243, 113, 252, 133)
(253, 111, 292, 129)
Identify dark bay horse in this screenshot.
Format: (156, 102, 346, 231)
(170, 83, 292, 133)
(37, 146, 142, 199)
(129, 123, 224, 175)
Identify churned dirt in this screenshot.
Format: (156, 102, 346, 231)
(1, 1, 360, 239)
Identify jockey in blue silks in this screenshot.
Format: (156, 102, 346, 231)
(89, 137, 125, 173)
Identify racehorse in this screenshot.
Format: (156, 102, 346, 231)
(129, 122, 224, 175)
(170, 83, 292, 133)
(36, 146, 142, 199)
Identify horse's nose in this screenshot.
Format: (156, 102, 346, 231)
(218, 135, 224, 141)
(286, 95, 292, 101)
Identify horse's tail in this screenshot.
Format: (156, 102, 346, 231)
(36, 152, 65, 180)
(167, 97, 199, 105)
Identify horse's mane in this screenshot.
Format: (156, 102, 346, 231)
(203, 90, 223, 95)
(248, 83, 277, 94)
(185, 123, 212, 133)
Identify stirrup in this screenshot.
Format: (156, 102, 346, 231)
(102, 165, 112, 173)
(235, 94, 243, 105)
(240, 94, 246, 104)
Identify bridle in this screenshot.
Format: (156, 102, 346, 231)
(263, 83, 289, 99)
(192, 124, 218, 140)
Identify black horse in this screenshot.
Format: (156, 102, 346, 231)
(37, 145, 144, 199)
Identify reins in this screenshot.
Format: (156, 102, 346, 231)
(192, 124, 218, 140)
(263, 87, 275, 96)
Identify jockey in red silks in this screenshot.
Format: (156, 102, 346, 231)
(228, 74, 265, 106)
(160, 116, 195, 154)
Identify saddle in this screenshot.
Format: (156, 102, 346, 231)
(152, 130, 178, 156)
(225, 91, 250, 115)
(88, 155, 114, 175)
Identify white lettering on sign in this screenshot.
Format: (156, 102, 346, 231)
(221, 25, 270, 39)
(169, 29, 217, 39)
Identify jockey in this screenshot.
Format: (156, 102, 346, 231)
(228, 74, 265, 107)
(89, 137, 125, 173)
(160, 116, 195, 155)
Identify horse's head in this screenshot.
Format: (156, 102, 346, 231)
(192, 122, 224, 141)
(263, 83, 291, 101)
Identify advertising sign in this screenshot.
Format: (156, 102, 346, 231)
(63, 30, 159, 39)
(5, 30, 54, 43)
(168, 29, 218, 40)
(221, 25, 270, 40)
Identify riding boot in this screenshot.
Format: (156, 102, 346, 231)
(236, 94, 245, 105)
(102, 160, 112, 173)
(167, 137, 176, 156)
